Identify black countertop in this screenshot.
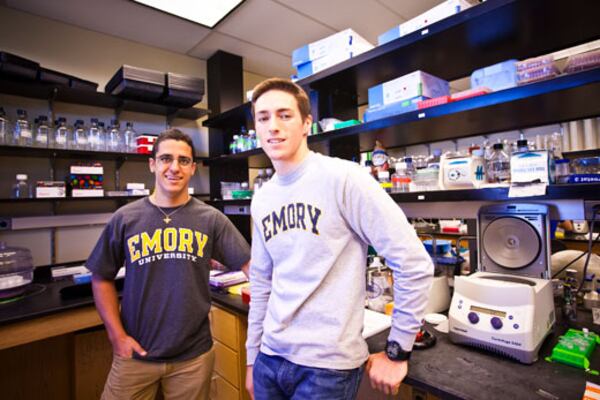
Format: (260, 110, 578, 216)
(1, 280, 598, 399)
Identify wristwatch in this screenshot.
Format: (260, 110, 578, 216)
(385, 340, 411, 361)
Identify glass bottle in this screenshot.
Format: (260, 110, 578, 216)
(124, 122, 137, 153)
(107, 120, 122, 152)
(13, 109, 33, 147)
(230, 135, 239, 154)
(72, 120, 88, 150)
(391, 161, 411, 193)
(0, 107, 10, 145)
(253, 169, 266, 191)
(486, 142, 511, 183)
(516, 132, 529, 153)
(249, 129, 258, 150)
(378, 170, 392, 193)
(53, 117, 69, 149)
(34, 115, 50, 148)
(97, 121, 107, 151)
(426, 149, 442, 169)
(88, 118, 103, 151)
(11, 174, 31, 199)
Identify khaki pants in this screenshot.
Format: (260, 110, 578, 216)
(101, 347, 215, 400)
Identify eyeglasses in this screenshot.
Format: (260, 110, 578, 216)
(155, 155, 194, 167)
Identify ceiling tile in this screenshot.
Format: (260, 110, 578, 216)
(377, 0, 445, 20)
(5, 0, 211, 53)
(215, 0, 335, 57)
(277, 0, 404, 44)
(188, 31, 293, 78)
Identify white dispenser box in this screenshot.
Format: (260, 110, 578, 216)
(439, 153, 486, 190)
(378, 0, 472, 45)
(292, 29, 373, 67)
(510, 151, 554, 184)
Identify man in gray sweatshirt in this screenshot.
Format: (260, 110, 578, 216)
(246, 78, 434, 399)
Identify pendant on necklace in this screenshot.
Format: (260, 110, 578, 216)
(163, 216, 172, 224)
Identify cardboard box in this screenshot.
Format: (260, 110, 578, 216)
(292, 28, 373, 67)
(378, 0, 472, 45)
(368, 71, 449, 109)
(35, 181, 66, 198)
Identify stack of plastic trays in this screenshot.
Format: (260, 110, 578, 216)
(564, 49, 600, 74)
(516, 55, 559, 85)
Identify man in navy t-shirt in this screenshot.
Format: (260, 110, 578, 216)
(87, 128, 250, 400)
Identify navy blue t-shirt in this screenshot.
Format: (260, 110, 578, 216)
(86, 197, 250, 362)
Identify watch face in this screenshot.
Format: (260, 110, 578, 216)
(386, 340, 410, 361)
(386, 340, 400, 358)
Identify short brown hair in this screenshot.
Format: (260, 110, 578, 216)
(252, 78, 311, 121)
(152, 128, 195, 158)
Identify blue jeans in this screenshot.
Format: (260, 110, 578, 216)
(253, 352, 364, 400)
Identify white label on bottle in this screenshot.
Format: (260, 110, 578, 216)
(77, 137, 88, 145)
(21, 129, 32, 138)
(36, 135, 48, 143)
(56, 136, 66, 145)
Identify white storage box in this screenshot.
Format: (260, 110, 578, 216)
(292, 28, 373, 67)
(378, 0, 472, 45)
(368, 71, 449, 109)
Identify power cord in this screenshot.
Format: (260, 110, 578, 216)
(576, 207, 600, 293)
(552, 207, 600, 282)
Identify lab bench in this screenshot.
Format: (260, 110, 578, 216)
(0, 278, 598, 400)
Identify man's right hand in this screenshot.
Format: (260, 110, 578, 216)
(111, 334, 147, 358)
(246, 366, 254, 399)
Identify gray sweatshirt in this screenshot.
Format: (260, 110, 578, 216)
(246, 151, 433, 369)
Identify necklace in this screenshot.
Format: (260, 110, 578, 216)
(151, 197, 190, 224)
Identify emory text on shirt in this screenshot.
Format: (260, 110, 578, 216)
(127, 228, 209, 265)
(261, 203, 322, 242)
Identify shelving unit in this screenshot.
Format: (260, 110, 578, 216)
(296, 0, 600, 106)
(203, 102, 251, 130)
(0, 76, 209, 122)
(0, 193, 211, 204)
(0, 72, 210, 266)
(0, 144, 207, 162)
(205, 68, 600, 163)
(203, 0, 600, 224)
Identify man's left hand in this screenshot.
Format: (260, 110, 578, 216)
(366, 352, 408, 395)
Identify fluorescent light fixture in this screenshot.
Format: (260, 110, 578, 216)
(132, 0, 244, 29)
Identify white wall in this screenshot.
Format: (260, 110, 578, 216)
(0, 6, 254, 266)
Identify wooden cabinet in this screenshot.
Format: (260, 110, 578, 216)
(209, 305, 249, 400)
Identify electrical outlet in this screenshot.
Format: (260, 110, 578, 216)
(0, 218, 11, 231)
(585, 201, 600, 221)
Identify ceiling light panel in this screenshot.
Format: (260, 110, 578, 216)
(132, 0, 244, 28)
